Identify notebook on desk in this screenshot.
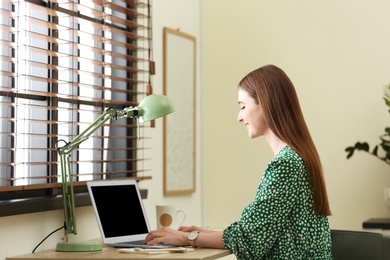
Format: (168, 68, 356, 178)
(87, 179, 176, 249)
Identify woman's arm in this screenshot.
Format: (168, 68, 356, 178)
(144, 226, 225, 249)
(190, 229, 225, 248)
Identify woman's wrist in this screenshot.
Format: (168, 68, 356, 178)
(183, 232, 191, 246)
(186, 231, 200, 248)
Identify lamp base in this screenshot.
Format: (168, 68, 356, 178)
(56, 241, 102, 252)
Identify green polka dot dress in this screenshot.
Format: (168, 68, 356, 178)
(222, 146, 333, 259)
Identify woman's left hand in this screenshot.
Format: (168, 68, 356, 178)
(144, 227, 188, 246)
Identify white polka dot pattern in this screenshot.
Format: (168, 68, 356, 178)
(222, 146, 333, 259)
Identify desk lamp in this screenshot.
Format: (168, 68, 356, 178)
(55, 94, 175, 252)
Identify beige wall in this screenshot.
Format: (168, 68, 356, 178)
(2, 1, 390, 259)
(139, 0, 203, 234)
(202, 0, 390, 235)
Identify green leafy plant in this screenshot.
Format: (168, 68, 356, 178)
(345, 84, 390, 165)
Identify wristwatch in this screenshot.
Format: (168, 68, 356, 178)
(187, 231, 199, 247)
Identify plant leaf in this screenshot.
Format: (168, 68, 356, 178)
(355, 142, 369, 152)
(372, 146, 379, 156)
(345, 147, 355, 159)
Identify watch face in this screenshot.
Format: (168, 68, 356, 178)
(188, 231, 198, 240)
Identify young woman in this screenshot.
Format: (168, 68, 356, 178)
(145, 64, 333, 259)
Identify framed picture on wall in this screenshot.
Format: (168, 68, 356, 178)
(163, 27, 196, 196)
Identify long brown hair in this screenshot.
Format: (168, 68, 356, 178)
(239, 64, 331, 216)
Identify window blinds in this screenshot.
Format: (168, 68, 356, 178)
(0, 0, 153, 193)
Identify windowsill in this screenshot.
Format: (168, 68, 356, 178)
(0, 189, 148, 217)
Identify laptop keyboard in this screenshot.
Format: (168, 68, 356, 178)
(112, 240, 178, 248)
(116, 240, 145, 245)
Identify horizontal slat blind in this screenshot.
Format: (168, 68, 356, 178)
(0, 0, 153, 193)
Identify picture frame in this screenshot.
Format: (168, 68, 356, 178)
(163, 27, 196, 196)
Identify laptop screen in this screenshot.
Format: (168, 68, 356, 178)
(89, 181, 149, 239)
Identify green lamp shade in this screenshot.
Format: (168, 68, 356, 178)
(138, 94, 175, 123)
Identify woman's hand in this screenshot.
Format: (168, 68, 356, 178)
(178, 225, 212, 233)
(144, 227, 188, 246)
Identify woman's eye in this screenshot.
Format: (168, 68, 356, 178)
(240, 106, 245, 110)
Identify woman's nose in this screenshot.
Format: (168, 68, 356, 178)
(237, 113, 242, 122)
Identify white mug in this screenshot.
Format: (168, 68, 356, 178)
(156, 204, 187, 229)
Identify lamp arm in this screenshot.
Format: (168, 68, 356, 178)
(60, 107, 118, 155)
(57, 107, 137, 238)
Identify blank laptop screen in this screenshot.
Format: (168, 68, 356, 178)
(90, 184, 149, 238)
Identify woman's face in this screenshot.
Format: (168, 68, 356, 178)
(237, 88, 268, 139)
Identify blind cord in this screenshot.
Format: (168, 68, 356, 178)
(32, 224, 64, 253)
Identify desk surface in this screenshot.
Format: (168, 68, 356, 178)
(6, 247, 232, 260)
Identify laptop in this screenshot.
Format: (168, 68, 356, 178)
(87, 179, 176, 248)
